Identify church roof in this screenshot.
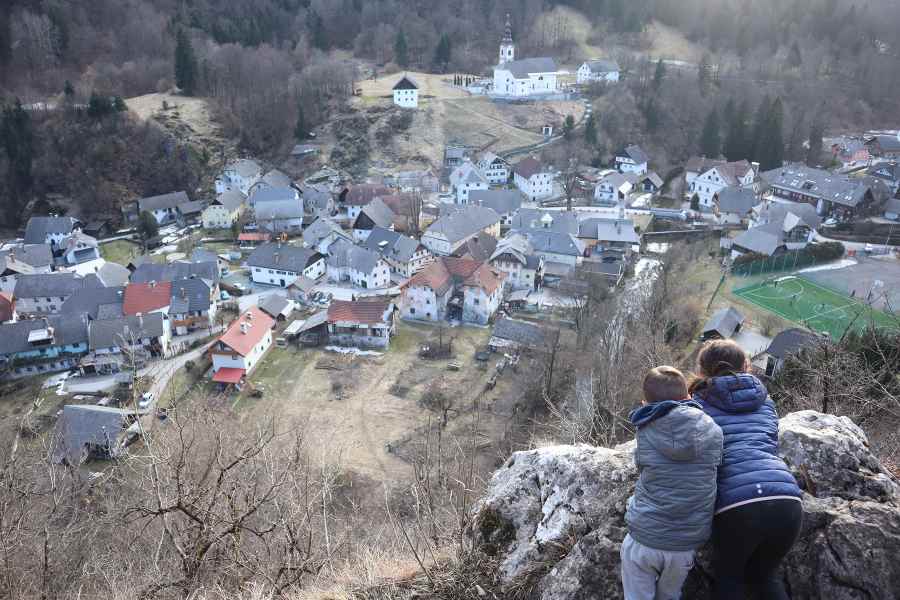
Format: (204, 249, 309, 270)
(502, 57, 558, 79)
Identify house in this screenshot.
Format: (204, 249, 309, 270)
(352, 198, 395, 242)
(238, 232, 272, 249)
(760, 163, 876, 219)
(1, 244, 53, 274)
(422, 206, 501, 256)
(714, 187, 758, 225)
(176, 200, 205, 226)
(60, 286, 124, 320)
(94, 262, 131, 287)
(302, 217, 352, 255)
(868, 162, 900, 195)
(363, 226, 433, 277)
(594, 172, 634, 205)
(247, 243, 325, 287)
(686, 158, 756, 211)
(577, 218, 640, 257)
(327, 299, 395, 348)
(88, 313, 171, 366)
(326, 240, 392, 289)
(82, 219, 112, 239)
(289, 309, 329, 346)
(488, 317, 551, 353)
(258, 295, 295, 321)
(340, 184, 392, 221)
(138, 191, 190, 225)
(216, 159, 263, 195)
(578, 252, 626, 286)
(392, 75, 419, 108)
(287, 276, 317, 304)
(24, 216, 82, 247)
(444, 143, 471, 168)
(131, 261, 220, 287)
(0, 252, 37, 294)
(493, 57, 560, 97)
(763, 328, 820, 376)
(300, 184, 335, 217)
(449, 162, 489, 204)
(884, 198, 900, 221)
(701, 307, 744, 341)
(576, 59, 620, 84)
(477, 152, 511, 185)
(469, 189, 522, 226)
(254, 197, 305, 234)
(730, 204, 819, 258)
(51, 405, 133, 465)
(453, 231, 498, 262)
(508, 209, 579, 235)
(249, 184, 300, 208)
(211, 307, 274, 382)
(0, 314, 89, 378)
(378, 193, 421, 233)
(251, 169, 293, 194)
(489, 233, 543, 291)
(513, 157, 553, 201)
(123, 281, 172, 316)
(169, 278, 217, 334)
(865, 134, 900, 159)
(615, 145, 649, 175)
(400, 257, 504, 324)
(13, 273, 100, 315)
(291, 144, 319, 158)
(392, 169, 439, 192)
(60, 231, 101, 265)
(825, 136, 870, 168)
(520, 229, 586, 266)
(635, 171, 663, 195)
(202, 189, 246, 230)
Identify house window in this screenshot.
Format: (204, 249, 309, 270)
(474, 298, 479, 305)
(410, 307, 416, 315)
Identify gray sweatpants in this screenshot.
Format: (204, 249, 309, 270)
(620, 534, 695, 600)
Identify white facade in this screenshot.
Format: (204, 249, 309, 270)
(615, 156, 647, 176)
(690, 166, 756, 209)
(15, 295, 70, 315)
(477, 155, 510, 185)
(594, 178, 633, 204)
(393, 88, 418, 108)
(400, 285, 445, 321)
(250, 259, 325, 287)
(327, 258, 391, 289)
(490, 257, 541, 292)
(421, 232, 453, 256)
(492, 68, 558, 97)
(462, 285, 501, 325)
(388, 247, 433, 278)
(212, 330, 272, 375)
(450, 163, 489, 204)
(514, 171, 554, 201)
(576, 62, 620, 84)
(216, 161, 262, 195)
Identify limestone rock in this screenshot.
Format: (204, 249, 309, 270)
(472, 411, 900, 600)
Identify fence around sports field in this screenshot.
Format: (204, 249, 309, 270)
(731, 243, 846, 277)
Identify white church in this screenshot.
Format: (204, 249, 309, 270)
(491, 16, 561, 98)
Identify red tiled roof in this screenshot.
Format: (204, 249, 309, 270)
(513, 156, 543, 179)
(212, 367, 245, 383)
(327, 299, 392, 325)
(406, 257, 504, 295)
(217, 307, 274, 356)
(345, 184, 391, 206)
(239, 232, 271, 242)
(123, 281, 172, 315)
(0, 292, 14, 322)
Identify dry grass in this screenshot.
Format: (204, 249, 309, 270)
(356, 72, 470, 101)
(125, 92, 221, 138)
(642, 21, 706, 63)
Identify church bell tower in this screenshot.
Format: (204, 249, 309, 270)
(499, 14, 515, 65)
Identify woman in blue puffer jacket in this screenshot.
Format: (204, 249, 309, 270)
(690, 339, 803, 600)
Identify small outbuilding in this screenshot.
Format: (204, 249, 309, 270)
(701, 307, 744, 341)
(392, 75, 419, 108)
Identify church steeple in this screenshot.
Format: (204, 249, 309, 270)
(499, 14, 515, 65)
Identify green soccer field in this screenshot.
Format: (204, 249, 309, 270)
(733, 276, 900, 339)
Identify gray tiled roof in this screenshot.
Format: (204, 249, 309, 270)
(469, 189, 522, 216)
(716, 187, 757, 215)
(255, 198, 304, 221)
(509, 209, 578, 235)
(327, 241, 382, 273)
(131, 261, 219, 284)
(24, 216, 80, 244)
(766, 327, 820, 359)
(492, 317, 548, 347)
(170, 278, 211, 314)
(354, 198, 395, 229)
(755, 201, 821, 230)
(521, 229, 585, 257)
(490, 233, 534, 266)
(303, 217, 349, 248)
(177, 200, 206, 215)
(259, 169, 292, 188)
(95, 263, 131, 287)
(228, 159, 262, 178)
(89, 313, 166, 350)
(212, 189, 246, 211)
(578, 218, 640, 244)
(502, 57, 558, 78)
(1, 244, 53, 269)
(363, 227, 420, 263)
(584, 59, 620, 73)
(14, 273, 95, 299)
(52, 404, 130, 464)
(60, 286, 125, 319)
(0, 313, 89, 355)
(247, 243, 322, 274)
(761, 163, 870, 208)
(426, 206, 500, 244)
(392, 75, 419, 90)
(251, 185, 297, 205)
(258, 294, 293, 318)
(731, 227, 783, 256)
(703, 307, 744, 338)
(138, 191, 189, 212)
(621, 145, 649, 165)
(450, 163, 488, 188)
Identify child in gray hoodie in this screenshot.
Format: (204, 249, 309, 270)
(621, 366, 724, 600)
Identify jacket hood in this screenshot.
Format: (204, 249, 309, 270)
(630, 400, 706, 462)
(697, 373, 768, 413)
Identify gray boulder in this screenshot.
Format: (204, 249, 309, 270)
(472, 411, 900, 600)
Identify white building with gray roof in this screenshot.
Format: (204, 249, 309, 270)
(422, 206, 501, 256)
(493, 57, 560, 97)
(216, 158, 263, 195)
(326, 239, 391, 289)
(247, 243, 325, 287)
(24, 216, 82, 246)
(363, 226, 433, 277)
(0, 313, 90, 378)
(14, 273, 103, 315)
(577, 59, 620, 84)
(469, 189, 522, 225)
(449, 162, 489, 204)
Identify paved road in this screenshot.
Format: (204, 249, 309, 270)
(814, 231, 899, 253)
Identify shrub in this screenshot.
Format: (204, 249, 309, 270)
(184, 360, 195, 371)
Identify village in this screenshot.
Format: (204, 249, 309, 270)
(1, 16, 899, 477)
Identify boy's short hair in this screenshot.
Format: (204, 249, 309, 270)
(643, 366, 689, 403)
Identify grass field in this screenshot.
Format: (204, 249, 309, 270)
(733, 276, 900, 339)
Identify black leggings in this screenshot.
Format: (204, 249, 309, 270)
(711, 499, 803, 600)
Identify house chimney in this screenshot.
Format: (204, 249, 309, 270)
(149, 280, 156, 288)
(274, 252, 279, 265)
(180, 287, 187, 299)
(240, 322, 249, 334)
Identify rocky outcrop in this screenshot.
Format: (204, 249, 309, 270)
(472, 411, 900, 600)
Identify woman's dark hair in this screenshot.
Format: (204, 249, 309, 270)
(689, 339, 750, 394)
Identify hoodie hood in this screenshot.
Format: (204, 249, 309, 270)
(630, 400, 706, 462)
(697, 373, 768, 413)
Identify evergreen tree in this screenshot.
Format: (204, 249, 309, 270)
(698, 54, 711, 95)
(788, 41, 803, 68)
(113, 96, 127, 112)
(700, 108, 721, 158)
(786, 109, 806, 162)
(174, 28, 198, 95)
(653, 59, 666, 89)
(307, 10, 327, 50)
(584, 114, 597, 146)
(807, 117, 825, 167)
(294, 102, 307, 141)
(644, 98, 660, 131)
(87, 93, 113, 118)
(1, 100, 35, 225)
(563, 115, 575, 140)
(63, 80, 75, 101)
(765, 97, 784, 170)
(751, 95, 772, 163)
(394, 29, 408, 68)
(138, 211, 160, 241)
(724, 100, 749, 161)
(434, 34, 452, 70)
